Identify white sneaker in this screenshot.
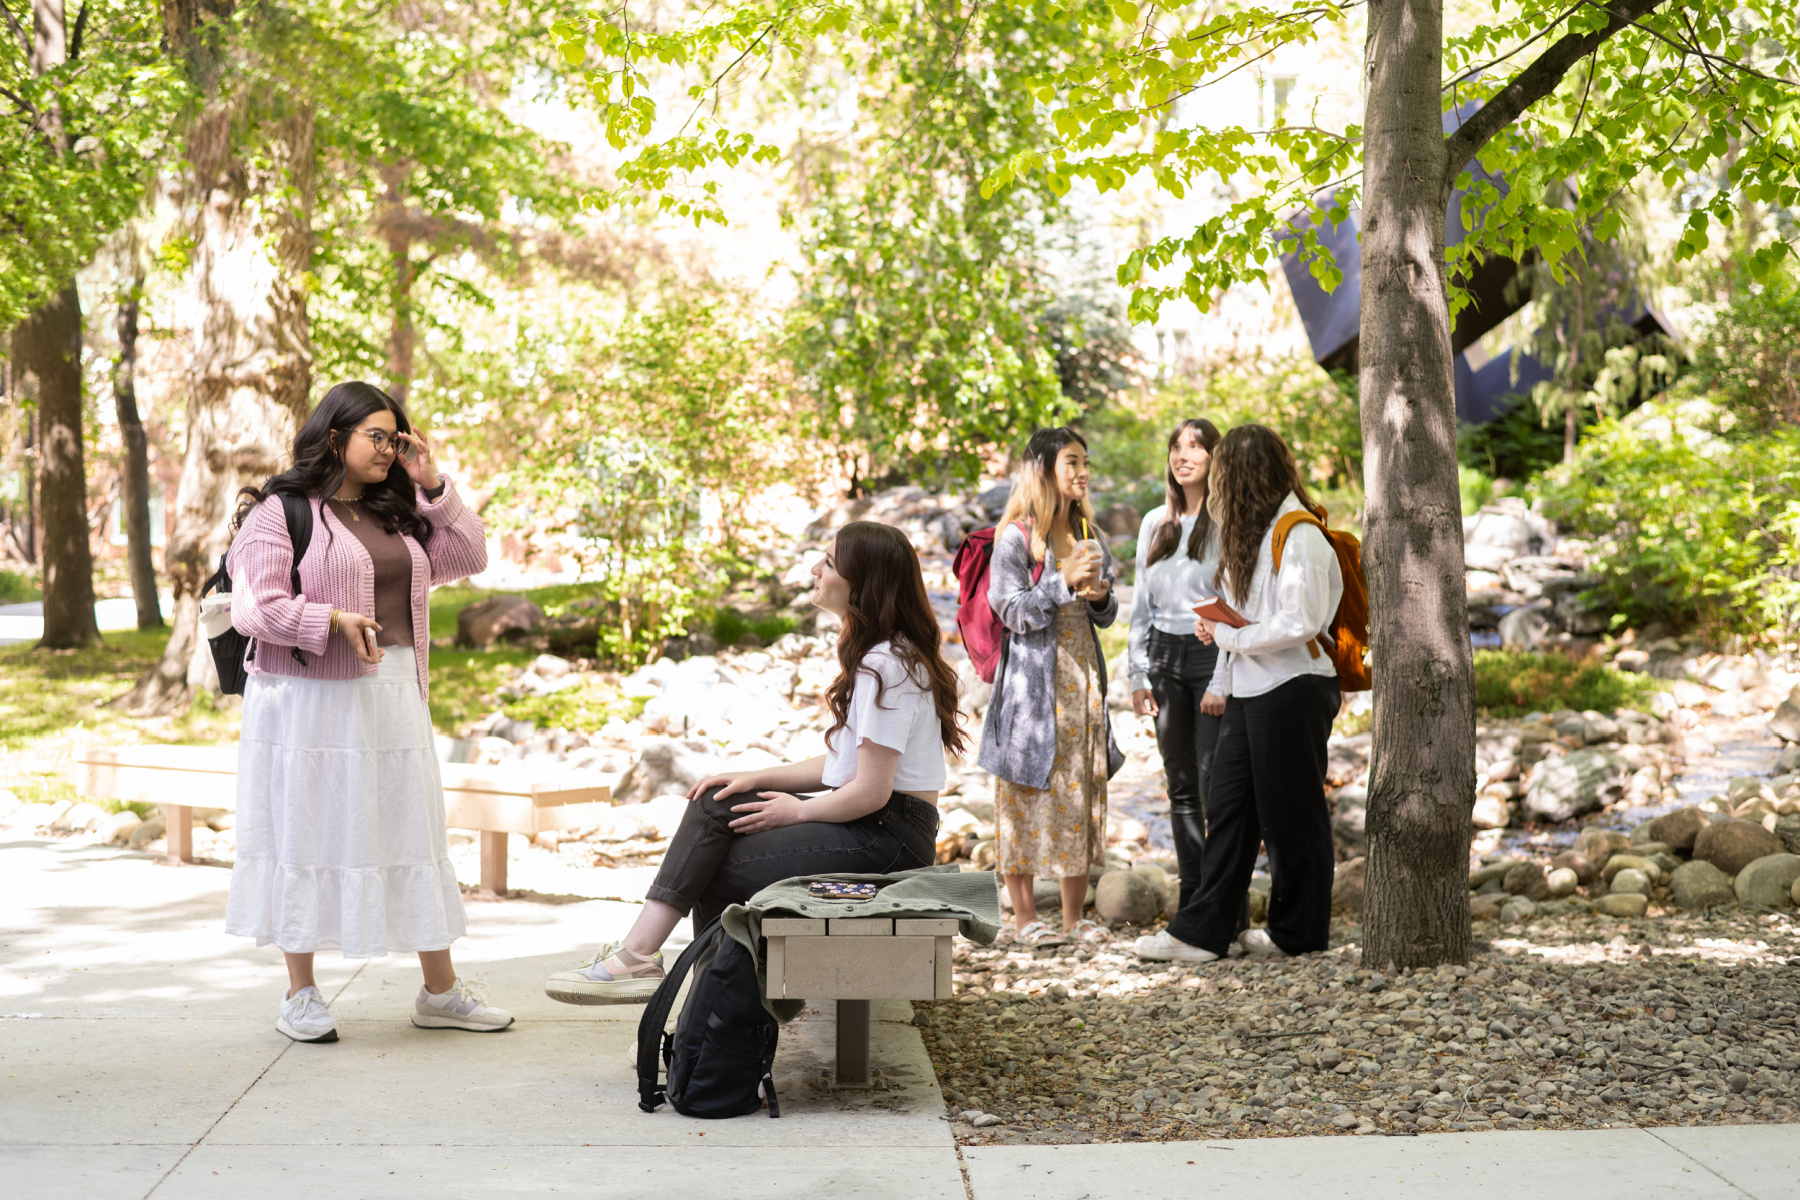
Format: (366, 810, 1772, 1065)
(1133, 930, 1220, 963)
(276, 986, 339, 1043)
(413, 977, 515, 1032)
(1238, 928, 1291, 959)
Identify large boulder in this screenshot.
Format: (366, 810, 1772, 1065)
(1669, 860, 1735, 911)
(456, 594, 545, 648)
(1331, 857, 1367, 912)
(1693, 819, 1784, 877)
(1502, 862, 1551, 900)
(1773, 813, 1800, 856)
(1734, 854, 1800, 909)
(1524, 749, 1629, 823)
(1094, 869, 1161, 925)
(1646, 805, 1710, 852)
(614, 741, 728, 803)
(1499, 604, 1555, 652)
(1768, 686, 1800, 744)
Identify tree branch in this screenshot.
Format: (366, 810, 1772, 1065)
(0, 0, 27, 56)
(1442, 0, 1667, 199)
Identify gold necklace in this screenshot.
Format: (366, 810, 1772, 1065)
(332, 492, 363, 522)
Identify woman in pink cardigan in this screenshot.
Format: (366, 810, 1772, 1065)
(224, 381, 512, 1043)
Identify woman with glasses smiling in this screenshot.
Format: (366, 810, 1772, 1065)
(222, 380, 512, 1044)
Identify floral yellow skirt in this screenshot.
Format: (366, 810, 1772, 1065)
(995, 601, 1108, 879)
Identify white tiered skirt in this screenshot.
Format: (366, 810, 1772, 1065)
(225, 646, 467, 957)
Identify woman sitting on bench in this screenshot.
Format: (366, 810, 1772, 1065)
(545, 520, 965, 1004)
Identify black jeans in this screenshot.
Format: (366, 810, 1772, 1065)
(1146, 628, 1223, 911)
(646, 786, 941, 934)
(1166, 673, 1340, 956)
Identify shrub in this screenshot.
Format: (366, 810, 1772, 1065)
(1535, 396, 1800, 638)
(1473, 650, 1665, 717)
(0, 568, 39, 603)
(711, 609, 797, 648)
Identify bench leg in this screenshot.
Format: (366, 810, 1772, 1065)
(836, 999, 871, 1085)
(480, 831, 509, 897)
(165, 805, 193, 865)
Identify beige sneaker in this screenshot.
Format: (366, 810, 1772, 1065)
(546, 942, 666, 1005)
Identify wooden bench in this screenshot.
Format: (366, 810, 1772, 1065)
(74, 746, 613, 896)
(762, 915, 959, 1085)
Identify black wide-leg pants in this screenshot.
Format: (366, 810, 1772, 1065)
(1165, 672, 1340, 956)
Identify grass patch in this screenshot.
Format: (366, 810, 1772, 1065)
(1473, 650, 1665, 717)
(427, 645, 536, 734)
(0, 568, 39, 603)
(711, 608, 797, 648)
(500, 681, 648, 735)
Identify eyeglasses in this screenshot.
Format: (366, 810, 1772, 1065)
(355, 428, 405, 453)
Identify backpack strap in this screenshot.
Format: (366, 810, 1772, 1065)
(279, 493, 314, 665)
(1269, 507, 1333, 661)
(637, 922, 716, 1113)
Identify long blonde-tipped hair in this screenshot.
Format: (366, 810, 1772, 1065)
(996, 426, 1098, 562)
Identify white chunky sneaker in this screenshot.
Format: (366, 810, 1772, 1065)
(1238, 928, 1291, 959)
(545, 943, 666, 1006)
(1133, 930, 1220, 963)
(276, 986, 339, 1043)
(413, 977, 515, 1032)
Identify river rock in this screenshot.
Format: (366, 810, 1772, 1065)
(614, 741, 727, 803)
(1669, 860, 1735, 910)
(1500, 896, 1537, 923)
(96, 810, 142, 845)
(1470, 893, 1506, 921)
(1575, 827, 1631, 870)
(1595, 893, 1649, 918)
(1503, 862, 1551, 900)
(1095, 869, 1160, 925)
(456, 594, 546, 648)
(1602, 854, 1660, 884)
(1769, 686, 1800, 743)
(1609, 868, 1651, 896)
(1545, 866, 1579, 898)
(1331, 784, 1367, 851)
(1733, 853, 1800, 908)
(127, 814, 165, 850)
(1524, 748, 1628, 823)
(1693, 818, 1784, 876)
(1647, 805, 1710, 852)
(1550, 850, 1596, 884)
(1471, 793, 1512, 830)
(1773, 814, 1800, 855)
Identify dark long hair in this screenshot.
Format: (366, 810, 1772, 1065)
(1144, 417, 1222, 567)
(1211, 423, 1318, 605)
(995, 425, 1097, 562)
(823, 521, 968, 757)
(232, 381, 432, 545)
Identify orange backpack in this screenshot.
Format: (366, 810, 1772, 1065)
(1271, 504, 1371, 692)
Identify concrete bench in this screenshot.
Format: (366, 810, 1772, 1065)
(73, 745, 612, 895)
(762, 915, 959, 1085)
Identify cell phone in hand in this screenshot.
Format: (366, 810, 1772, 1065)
(808, 880, 878, 899)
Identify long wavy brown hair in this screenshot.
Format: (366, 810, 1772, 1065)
(1144, 418, 1222, 567)
(1210, 424, 1318, 604)
(823, 521, 968, 757)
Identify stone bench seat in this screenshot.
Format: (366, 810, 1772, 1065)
(73, 745, 611, 894)
(762, 915, 959, 1085)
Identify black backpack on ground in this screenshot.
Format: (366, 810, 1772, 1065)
(637, 918, 780, 1119)
(202, 492, 314, 696)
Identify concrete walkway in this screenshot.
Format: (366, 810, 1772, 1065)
(3, 835, 1796, 1200)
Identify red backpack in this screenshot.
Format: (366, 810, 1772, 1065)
(953, 523, 1044, 683)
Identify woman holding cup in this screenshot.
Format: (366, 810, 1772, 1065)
(977, 426, 1123, 947)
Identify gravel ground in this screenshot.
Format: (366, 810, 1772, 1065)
(920, 910, 1800, 1146)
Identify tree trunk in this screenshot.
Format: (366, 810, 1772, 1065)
(116, 91, 316, 712)
(114, 270, 162, 628)
(1357, 0, 1476, 970)
(12, 282, 99, 647)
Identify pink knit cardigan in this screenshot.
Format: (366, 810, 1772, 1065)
(226, 481, 487, 701)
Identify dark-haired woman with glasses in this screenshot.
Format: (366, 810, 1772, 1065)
(224, 381, 512, 1043)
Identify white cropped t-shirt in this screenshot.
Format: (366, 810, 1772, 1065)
(821, 641, 948, 792)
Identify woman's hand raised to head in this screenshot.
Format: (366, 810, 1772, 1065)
(687, 772, 761, 801)
(397, 429, 441, 492)
(728, 792, 806, 834)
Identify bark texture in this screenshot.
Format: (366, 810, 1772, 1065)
(119, 6, 314, 712)
(113, 273, 162, 628)
(12, 281, 99, 647)
(1357, 0, 1476, 970)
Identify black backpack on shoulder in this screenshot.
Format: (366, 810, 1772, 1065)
(202, 492, 314, 696)
(637, 918, 780, 1119)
